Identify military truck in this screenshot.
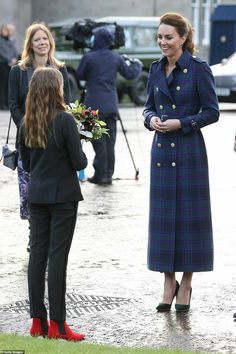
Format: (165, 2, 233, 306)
(49, 16, 161, 105)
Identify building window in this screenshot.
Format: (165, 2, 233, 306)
(202, 0, 211, 45)
(192, 0, 222, 47)
(191, 0, 200, 45)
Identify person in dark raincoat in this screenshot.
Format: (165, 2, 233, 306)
(0, 24, 18, 109)
(143, 12, 219, 312)
(76, 27, 142, 184)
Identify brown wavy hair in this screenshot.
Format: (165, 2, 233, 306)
(19, 22, 64, 70)
(24, 67, 66, 149)
(159, 12, 196, 54)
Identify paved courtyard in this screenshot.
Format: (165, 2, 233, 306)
(0, 105, 236, 353)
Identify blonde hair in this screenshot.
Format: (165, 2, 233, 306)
(24, 67, 66, 149)
(19, 22, 64, 70)
(159, 12, 197, 55)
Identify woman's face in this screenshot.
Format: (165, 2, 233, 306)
(157, 23, 186, 59)
(31, 29, 50, 57)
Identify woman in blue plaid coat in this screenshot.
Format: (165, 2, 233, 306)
(143, 13, 219, 312)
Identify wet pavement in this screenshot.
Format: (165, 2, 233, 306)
(0, 105, 236, 353)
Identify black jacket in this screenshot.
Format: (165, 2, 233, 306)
(19, 111, 87, 204)
(9, 64, 70, 128)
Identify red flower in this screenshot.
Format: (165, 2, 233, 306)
(91, 110, 97, 116)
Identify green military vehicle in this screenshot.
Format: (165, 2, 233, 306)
(49, 16, 161, 105)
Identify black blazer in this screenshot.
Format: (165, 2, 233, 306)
(19, 111, 87, 204)
(9, 64, 70, 128)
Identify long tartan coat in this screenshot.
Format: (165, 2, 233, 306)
(143, 50, 219, 273)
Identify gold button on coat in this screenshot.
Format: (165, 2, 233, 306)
(172, 104, 176, 109)
(157, 163, 161, 167)
(171, 162, 176, 167)
(171, 143, 175, 148)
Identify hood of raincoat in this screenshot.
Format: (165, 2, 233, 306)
(92, 28, 113, 50)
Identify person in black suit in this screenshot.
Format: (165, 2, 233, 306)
(9, 22, 70, 251)
(20, 67, 87, 341)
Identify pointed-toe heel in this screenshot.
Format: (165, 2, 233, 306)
(30, 317, 48, 337)
(48, 320, 85, 341)
(175, 288, 192, 313)
(156, 280, 180, 312)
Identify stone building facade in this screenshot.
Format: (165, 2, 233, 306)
(0, 0, 236, 61)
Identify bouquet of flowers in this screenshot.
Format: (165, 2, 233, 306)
(67, 100, 109, 140)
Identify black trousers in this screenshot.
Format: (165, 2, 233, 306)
(28, 201, 78, 322)
(91, 113, 117, 179)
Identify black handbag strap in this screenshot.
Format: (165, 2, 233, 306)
(1, 115, 12, 163)
(6, 116, 12, 145)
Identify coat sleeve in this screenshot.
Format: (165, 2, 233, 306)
(62, 113, 88, 171)
(19, 125, 30, 172)
(143, 63, 157, 131)
(8, 65, 23, 128)
(60, 65, 70, 105)
(0, 38, 8, 62)
(181, 62, 220, 133)
(76, 55, 88, 81)
(117, 55, 142, 80)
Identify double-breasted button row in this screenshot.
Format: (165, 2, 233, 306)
(157, 142, 176, 148)
(159, 104, 176, 110)
(156, 162, 176, 167)
(158, 86, 181, 93)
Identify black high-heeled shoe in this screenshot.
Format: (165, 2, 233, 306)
(175, 287, 192, 312)
(156, 280, 180, 312)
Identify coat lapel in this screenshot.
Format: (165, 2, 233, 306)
(157, 74, 173, 102)
(156, 58, 174, 102)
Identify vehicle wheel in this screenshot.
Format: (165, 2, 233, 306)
(68, 72, 81, 102)
(129, 70, 148, 106)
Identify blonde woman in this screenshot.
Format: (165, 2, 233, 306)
(20, 67, 87, 340)
(9, 22, 70, 249)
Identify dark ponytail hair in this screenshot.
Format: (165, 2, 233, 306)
(159, 12, 196, 55)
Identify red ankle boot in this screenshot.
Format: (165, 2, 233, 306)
(48, 320, 85, 341)
(30, 318, 48, 337)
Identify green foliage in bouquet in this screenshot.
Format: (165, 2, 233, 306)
(67, 100, 109, 141)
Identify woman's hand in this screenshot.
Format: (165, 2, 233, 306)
(150, 116, 181, 133)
